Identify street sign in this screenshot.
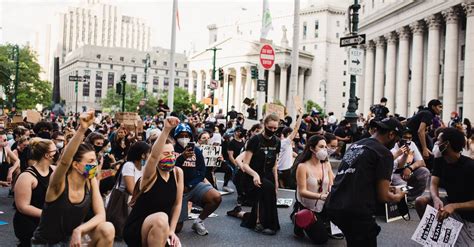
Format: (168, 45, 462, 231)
(259, 44, 275, 70)
(69, 75, 83, 81)
(209, 80, 218, 90)
(257, 79, 267, 92)
(340, 34, 366, 47)
(348, 48, 364, 76)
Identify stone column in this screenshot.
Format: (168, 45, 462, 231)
(373, 36, 386, 105)
(235, 67, 242, 112)
(363, 41, 375, 115)
(410, 20, 425, 113)
(188, 70, 194, 95)
(196, 71, 204, 101)
(279, 64, 288, 105)
(268, 68, 276, 103)
(223, 69, 229, 113)
(357, 46, 366, 114)
(298, 68, 305, 100)
(463, 2, 474, 121)
(442, 7, 460, 121)
(245, 67, 252, 100)
(425, 14, 442, 103)
(384, 32, 397, 113)
(396, 27, 410, 117)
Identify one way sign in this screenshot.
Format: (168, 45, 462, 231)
(340, 34, 366, 47)
(349, 48, 364, 76)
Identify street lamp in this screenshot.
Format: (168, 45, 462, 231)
(11, 45, 19, 109)
(143, 53, 151, 99)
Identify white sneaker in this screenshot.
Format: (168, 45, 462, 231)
(192, 221, 209, 236)
(222, 186, 235, 193)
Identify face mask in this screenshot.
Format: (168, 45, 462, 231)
(302, 133, 307, 140)
(177, 138, 190, 148)
(94, 145, 103, 153)
(327, 147, 337, 156)
(158, 155, 176, 172)
(314, 149, 328, 161)
(141, 159, 146, 166)
(197, 128, 203, 133)
(150, 125, 156, 129)
(433, 144, 441, 158)
(264, 127, 275, 138)
(56, 141, 64, 149)
(158, 124, 163, 129)
(105, 147, 112, 153)
(78, 163, 98, 179)
(6, 134, 13, 141)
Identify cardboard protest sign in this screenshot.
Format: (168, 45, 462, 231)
(12, 115, 23, 123)
(26, 110, 42, 124)
(266, 103, 285, 120)
(276, 198, 293, 208)
(294, 96, 303, 112)
(243, 119, 260, 130)
(115, 112, 143, 133)
(411, 205, 463, 246)
(385, 200, 408, 223)
(201, 145, 222, 167)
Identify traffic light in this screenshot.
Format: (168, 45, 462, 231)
(218, 68, 224, 81)
(251, 66, 258, 79)
(116, 82, 122, 95)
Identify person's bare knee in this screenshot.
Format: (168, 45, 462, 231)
(415, 196, 431, 218)
(92, 222, 114, 246)
(146, 213, 169, 246)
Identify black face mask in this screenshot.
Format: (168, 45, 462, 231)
(38, 131, 51, 139)
(264, 127, 275, 138)
(94, 145, 103, 153)
(386, 135, 398, 150)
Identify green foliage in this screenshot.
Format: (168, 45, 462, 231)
(102, 84, 158, 116)
(305, 100, 325, 117)
(0, 44, 52, 110)
(161, 87, 204, 115)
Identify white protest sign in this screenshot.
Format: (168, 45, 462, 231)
(411, 205, 463, 246)
(201, 145, 222, 167)
(243, 119, 260, 130)
(349, 48, 364, 76)
(330, 222, 343, 235)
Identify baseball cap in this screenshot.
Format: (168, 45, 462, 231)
(373, 117, 403, 137)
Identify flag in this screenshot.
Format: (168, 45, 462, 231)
(260, 0, 272, 39)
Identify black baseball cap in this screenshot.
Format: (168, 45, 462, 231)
(373, 117, 403, 137)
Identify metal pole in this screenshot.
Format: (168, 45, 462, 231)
(206, 47, 220, 113)
(13, 45, 19, 109)
(288, 0, 300, 119)
(144, 53, 150, 99)
(345, 0, 360, 133)
(75, 70, 78, 114)
(122, 75, 126, 112)
(168, 0, 178, 112)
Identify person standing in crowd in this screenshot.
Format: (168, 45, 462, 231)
(0, 132, 20, 186)
(13, 138, 56, 247)
(227, 106, 238, 121)
(32, 111, 114, 246)
(292, 135, 335, 244)
(239, 114, 281, 235)
(407, 99, 443, 164)
(306, 110, 323, 138)
(173, 123, 222, 236)
(325, 117, 407, 247)
(415, 127, 474, 246)
(370, 97, 389, 121)
(226, 127, 246, 194)
(157, 99, 170, 118)
(123, 117, 184, 247)
(278, 108, 303, 189)
(390, 129, 430, 206)
(247, 103, 257, 120)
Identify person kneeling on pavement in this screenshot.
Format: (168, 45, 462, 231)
(173, 123, 222, 236)
(390, 129, 430, 207)
(415, 127, 474, 247)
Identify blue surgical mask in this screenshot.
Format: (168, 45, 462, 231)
(6, 134, 13, 141)
(141, 159, 146, 166)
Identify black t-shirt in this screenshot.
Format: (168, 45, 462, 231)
(157, 103, 170, 117)
(370, 104, 389, 121)
(407, 109, 434, 145)
(245, 134, 280, 178)
(227, 110, 238, 120)
(432, 155, 474, 222)
(247, 108, 257, 120)
(334, 126, 349, 138)
(325, 138, 393, 215)
(228, 139, 245, 160)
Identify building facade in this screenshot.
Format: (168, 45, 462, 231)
(358, 0, 474, 122)
(60, 45, 188, 112)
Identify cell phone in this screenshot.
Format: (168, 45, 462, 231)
(186, 142, 195, 150)
(399, 139, 406, 147)
(400, 186, 413, 192)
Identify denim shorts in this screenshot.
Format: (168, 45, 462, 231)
(178, 182, 213, 222)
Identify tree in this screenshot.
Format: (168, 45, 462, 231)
(0, 44, 52, 110)
(101, 84, 158, 116)
(161, 87, 204, 115)
(306, 100, 326, 117)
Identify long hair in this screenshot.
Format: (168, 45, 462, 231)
(291, 135, 325, 177)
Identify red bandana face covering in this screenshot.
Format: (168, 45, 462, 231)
(158, 155, 176, 172)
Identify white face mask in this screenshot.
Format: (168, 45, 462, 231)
(177, 138, 190, 148)
(314, 149, 328, 161)
(327, 147, 337, 156)
(56, 141, 64, 149)
(432, 144, 442, 158)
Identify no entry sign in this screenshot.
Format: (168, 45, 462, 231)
(260, 44, 275, 70)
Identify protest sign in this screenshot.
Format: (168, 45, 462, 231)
(115, 112, 143, 133)
(385, 197, 409, 223)
(294, 96, 303, 112)
(276, 198, 293, 208)
(243, 119, 260, 130)
(266, 103, 285, 120)
(201, 145, 222, 167)
(411, 205, 463, 246)
(26, 110, 41, 124)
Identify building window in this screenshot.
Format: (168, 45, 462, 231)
(336, 33, 339, 38)
(315, 31, 319, 38)
(133, 67, 136, 72)
(95, 71, 103, 98)
(155, 69, 158, 74)
(176, 71, 179, 76)
(343, 92, 346, 97)
(302, 46, 306, 51)
(96, 54, 101, 59)
(343, 71, 346, 76)
(461, 45, 465, 61)
(110, 64, 113, 69)
(343, 81, 346, 86)
(153, 60, 157, 65)
(131, 74, 137, 84)
(131, 58, 136, 63)
(163, 61, 168, 66)
(164, 77, 169, 88)
(83, 70, 91, 97)
(175, 78, 179, 86)
(175, 63, 178, 68)
(120, 56, 124, 61)
(122, 65, 125, 71)
(86, 62, 89, 68)
(153, 76, 159, 85)
(107, 72, 114, 89)
(315, 20, 319, 30)
(336, 20, 340, 27)
(342, 103, 346, 108)
(314, 44, 318, 49)
(184, 64, 188, 69)
(460, 76, 464, 92)
(108, 56, 113, 61)
(165, 70, 168, 75)
(184, 79, 189, 87)
(302, 22, 307, 40)
(98, 63, 101, 68)
(142, 59, 147, 64)
(344, 60, 347, 65)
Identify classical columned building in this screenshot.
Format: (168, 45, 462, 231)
(188, 37, 313, 114)
(358, 0, 474, 122)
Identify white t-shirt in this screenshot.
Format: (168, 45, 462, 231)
(390, 142, 423, 172)
(278, 138, 293, 171)
(118, 161, 143, 192)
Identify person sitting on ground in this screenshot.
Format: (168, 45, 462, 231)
(123, 117, 184, 247)
(415, 127, 474, 246)
(32, 111, 114, 246)
(173, 123, 222, 236)
(333, 120, 352, 157)
(13, 138, 56, 247)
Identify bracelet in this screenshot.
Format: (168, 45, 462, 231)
(407, 166, 414, 172)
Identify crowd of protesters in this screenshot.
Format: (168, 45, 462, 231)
(0, 96, 472, 246)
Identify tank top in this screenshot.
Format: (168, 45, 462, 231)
(33, 175, 92, 244)
(126, 169, 177, 225)
(14, 166, 53, 212)
(297, 163, 330, 213)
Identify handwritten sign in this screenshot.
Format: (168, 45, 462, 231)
(385, 198, 409, 223)
(276, 198, 293, 208)
(411, 205, 463, 246)
(26, 110, 42, 124)
(201, 145, 222, 167)
(266, 103, 285, 120)
(294, 96, 303, 112)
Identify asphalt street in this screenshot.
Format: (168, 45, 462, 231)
(0, 173, 423, 247)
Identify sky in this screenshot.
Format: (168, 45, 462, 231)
(0, 0, 313, 53)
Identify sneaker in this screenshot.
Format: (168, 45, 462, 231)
(226, 206, 242, 218)
(222, 186, 235, 193)
(407, 201, 415, 209)
(262, 228, 277, 235)
(254, 224, 264, 233)
(192, 221, 209, 236)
